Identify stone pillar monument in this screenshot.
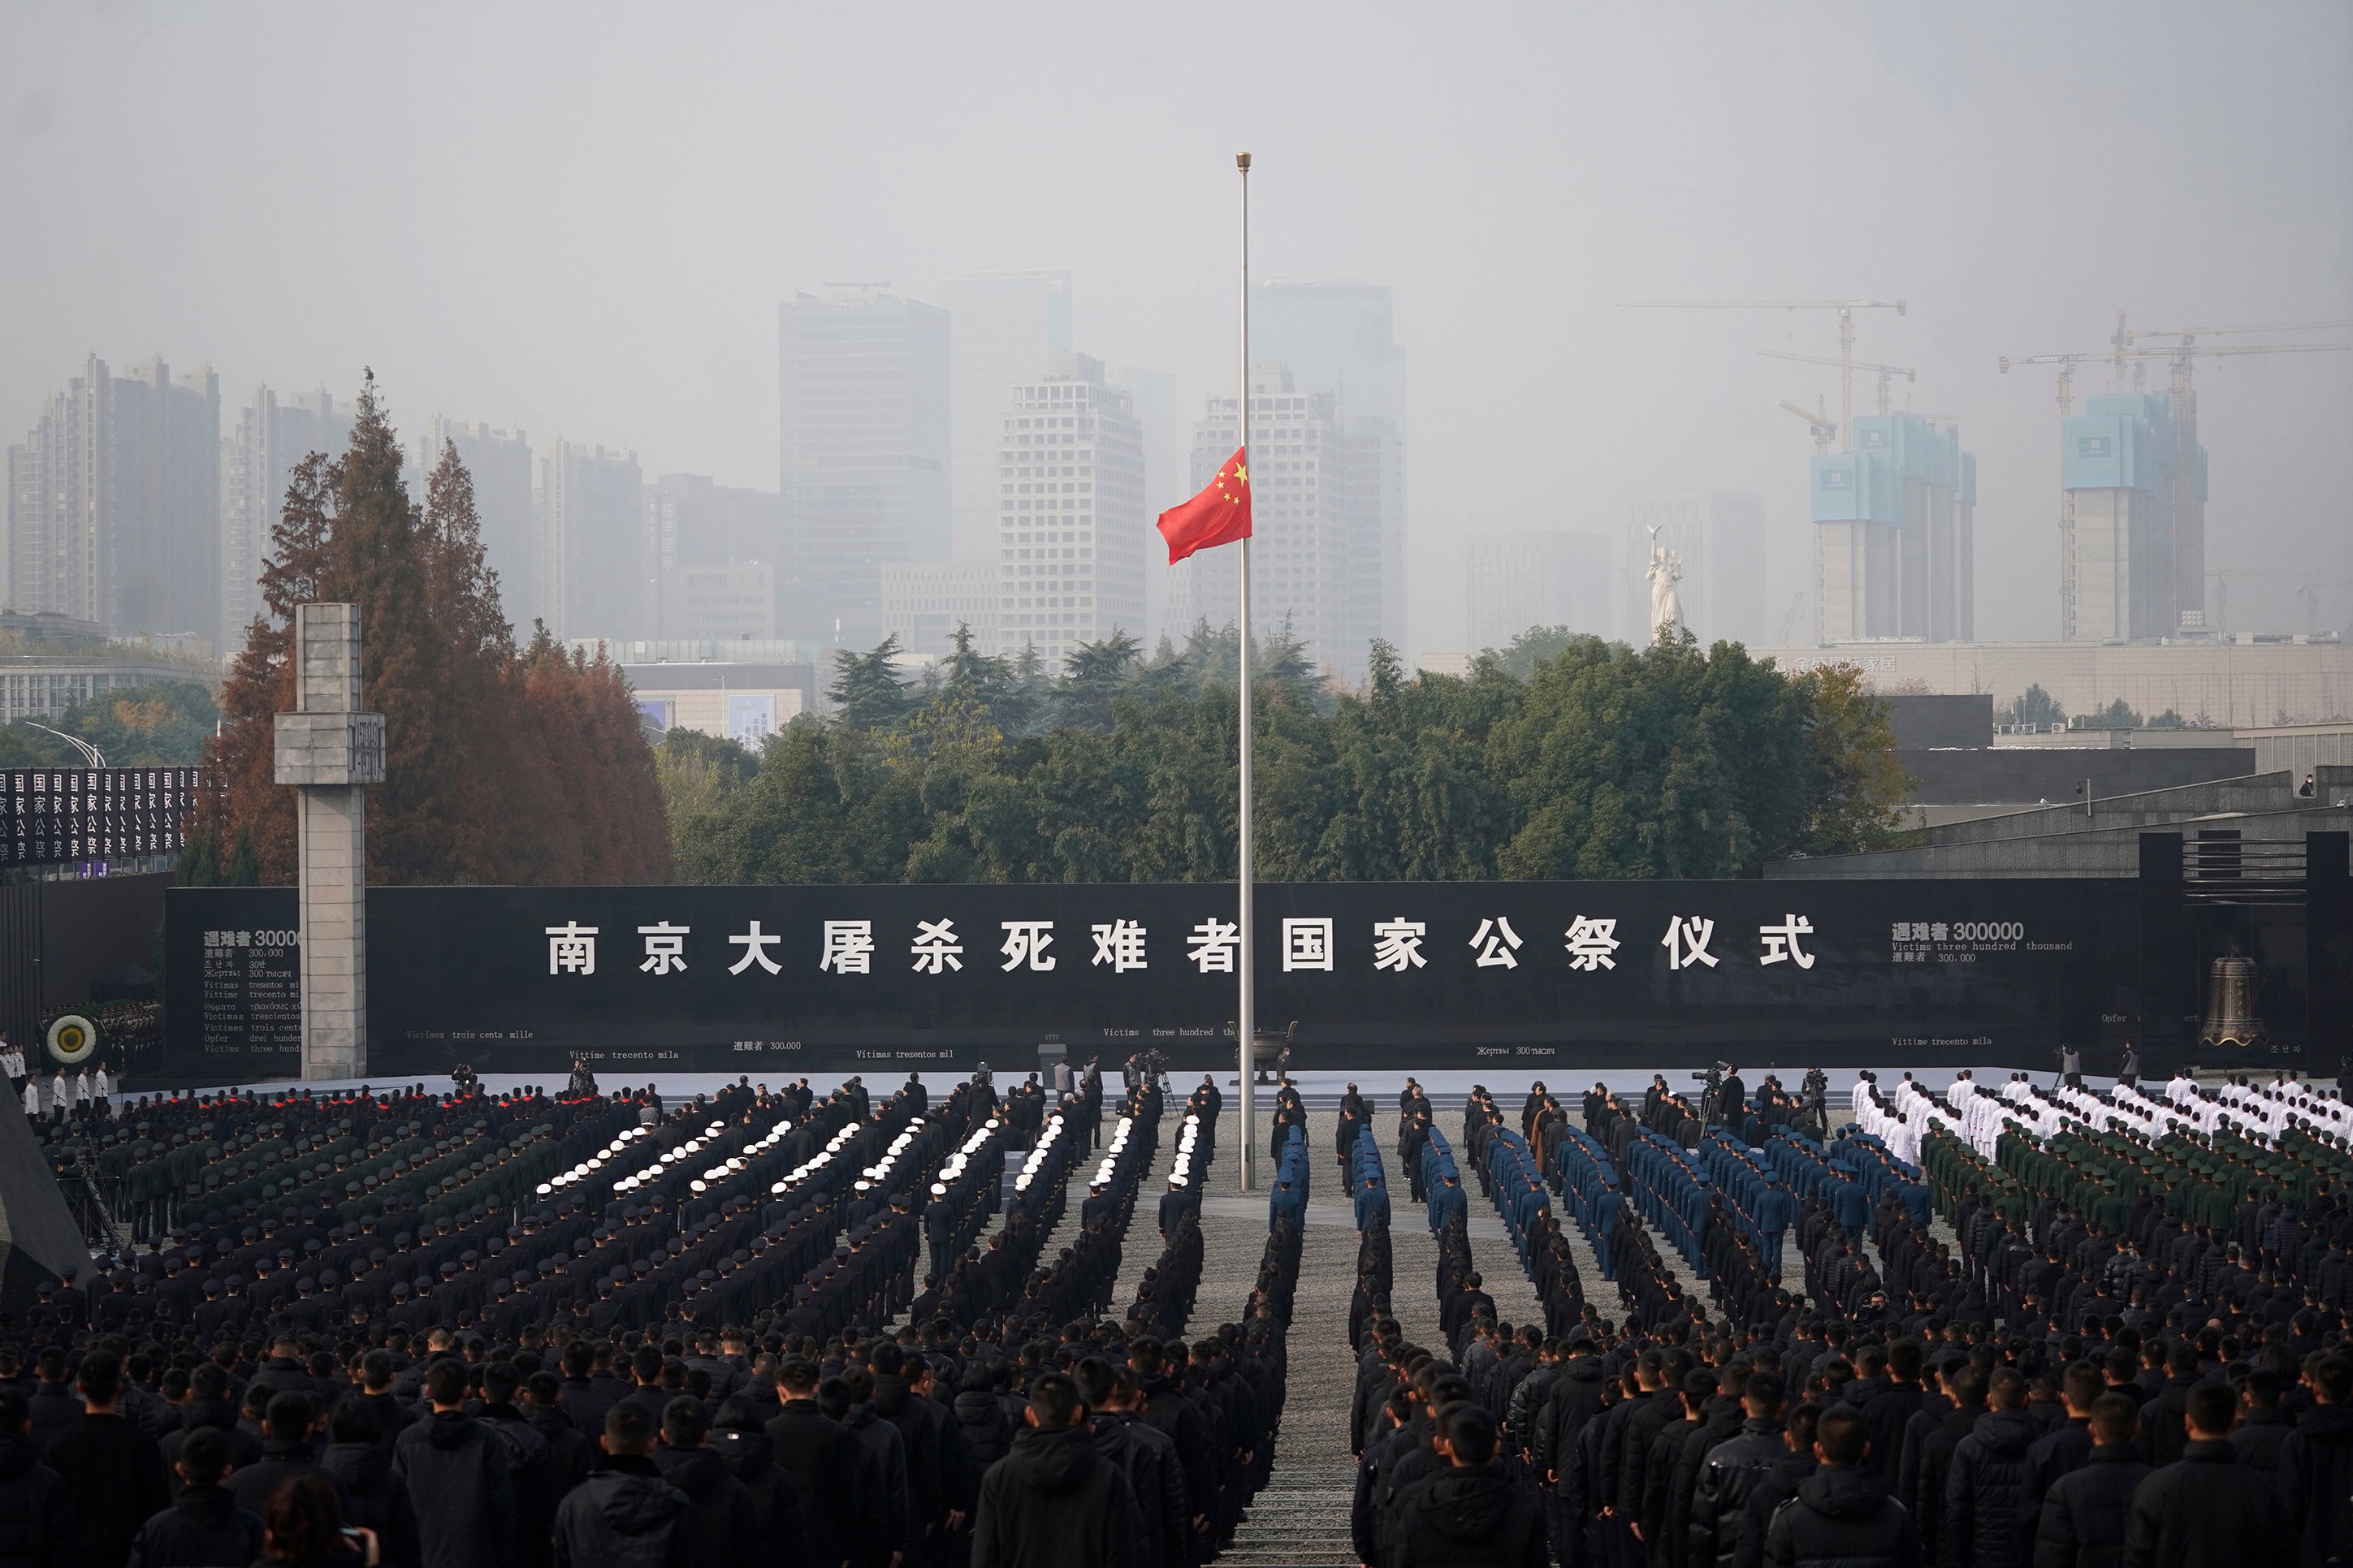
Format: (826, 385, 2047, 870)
(273, 604, 385, 1081)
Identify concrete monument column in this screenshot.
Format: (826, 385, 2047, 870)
(273, 604, 385, 1081)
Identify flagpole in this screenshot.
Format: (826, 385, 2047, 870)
(1234, 149, 1257, 1194)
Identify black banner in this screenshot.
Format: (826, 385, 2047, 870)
(162, 879, 2152, 1081)
(0, 767, 198, 868)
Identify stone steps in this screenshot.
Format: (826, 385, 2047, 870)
(1218, 1489, 1358, 1567)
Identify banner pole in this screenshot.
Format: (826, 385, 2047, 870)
(1235, 149, 1257, 1194)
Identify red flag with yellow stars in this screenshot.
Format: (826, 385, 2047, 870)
(1155, 447, 1251, 564)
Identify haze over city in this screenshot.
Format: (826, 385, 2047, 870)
(4, 0, 2350, 654)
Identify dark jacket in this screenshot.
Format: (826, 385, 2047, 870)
(227, 1436, 350, 1518)
(478, 1405, 556, 1568)
(2031, 1446, 2148, 1568)
(766, 1401, 881, 1568)
(706, 1424, 807, 1564)
(391, 1410, 515, 1568)
(123, 1484, 264, 1568)
(956, 1391, 1019, 1475)
(45, 1411, 172, 1568)
(1944, 1408, 2039, 1568)
(0, 1433, 80, 1568)
(1763, 1464, 1922, 1568)
(2120, 1438, 2294, 1568)
(1089, 1410, 1187, 1568)
(550, 1455, 701, 1568)
(322, 1439, 422, 1568)
(971, 1423, 1141, 1568)
(522, 1405, 599, 1501)
(650, 1445, 763, 1568)
(1388, 1462, 1548, 1568)
(1859, 1384, 1927, 1488)
(2277, 1402, 2353, 1568)
(1691, 1419, 1789, 1568)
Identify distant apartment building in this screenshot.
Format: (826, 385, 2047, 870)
(418, 417, 535, 628)
(658, 562, 777, 641)
(1170, 364, 1356, 678)
(7, 354, 222, 648)
(1627, 491, 1771, 646)
(1254, 280, 1408, 660)
(780, 289, 950, 647)
(1808, 415, 1976, 645)
(2060, 392, 2204, 642)
(223, 385, 353, 640)
(941, 271, 1071, 564)
(543, 440, 647, 641)
(1467, 531, 1615, 653)
(996, 354, 1147, 666)
(885, 559, 999, 656)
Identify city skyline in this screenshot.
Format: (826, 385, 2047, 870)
(4, 4, 2344, 657)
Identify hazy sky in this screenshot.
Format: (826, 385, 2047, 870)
(5, 1, 2349, 653)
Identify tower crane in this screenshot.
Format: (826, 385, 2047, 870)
(1620, 298, 1906, 451)
(1758, 349, 1916, 416)
(1778, 398, 1837, 456)
(2005, 336, 2351, 641)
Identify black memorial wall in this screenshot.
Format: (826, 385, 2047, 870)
(162, 876, 2183, 1081)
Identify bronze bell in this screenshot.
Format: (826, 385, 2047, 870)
(2198, 948, 2267, 1051)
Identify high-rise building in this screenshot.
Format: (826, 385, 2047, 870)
(942, 272, 1071, 563)
(884, 560, 1000, 656)
(418, 418, 534, 628)
(543, 440, 647, 641)
(1250, 282, 1409, 663)
(1107, 363, 1181, 645)
(996, 353, 1146, 666)
(780, 289, 950, 647)
(1627, 492, 1771, 646)
(1170, 363, 1355, 678)
(1809, 414, 1976, 644)
(2060, 391, 2204, 642)
(7, 354, 222, 644)
(1467, 531, 1615, 652)
(658, 562, 776, 641)
(223, 385, 353, 638)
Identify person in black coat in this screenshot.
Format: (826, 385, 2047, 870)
(2032, 1394, 2148, 1568)
(44, 1351, 171, 1568)
(229, 1394, 349, 1519)
(706, 1406, 807, 1566)
(124, 1428, 264, 1568)
(521, 1374, 599, 1503)
(1944, 1368, 2041, 1568)
(767, 1357, 883, 1568)
(1075, 1362, 1187, 1568)
(650, 1399, 763, 1568)
(2122, 1381, 2295, 1568)
(1689, 1372, 1789, 1568)
(971, 1373, 1141, 1568)
(319, 1402, 422, 1568)
(0, 1389, 79, 1568)
(1389, 1404, 1547, 1568)
(550, 1404, 700, 1568)
(2277, 1353, 2353, 1568)
(1761, 1406, 1920, 1568)
(390, 1359, 514, 1568)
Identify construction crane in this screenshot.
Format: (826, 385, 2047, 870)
(2209, 571, 2353, 637)
(1998, 352, 2096, 414)
(1620, 298, 1906, 451)
(1776, 590, 1808, 646)
(1758, 349, 1916, 416)
(1778, 398, 1837, 455)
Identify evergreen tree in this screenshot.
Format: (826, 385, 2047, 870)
(828, 636, 917, 730)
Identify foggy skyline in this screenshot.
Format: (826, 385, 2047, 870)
(4, 1, 2349, 654)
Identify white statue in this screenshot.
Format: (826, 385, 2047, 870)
(1644, 521, 1685, 642)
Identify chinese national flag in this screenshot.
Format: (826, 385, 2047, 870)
(1156, 447, 1251, 564)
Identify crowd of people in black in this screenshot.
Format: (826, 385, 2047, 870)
(4, 1060, 2351, 1568)
(1341, 1073, 2352, 1568)
(0, 1058, 1305, 1568)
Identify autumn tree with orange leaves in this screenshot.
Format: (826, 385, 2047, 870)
(190, 373, 669, 886)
